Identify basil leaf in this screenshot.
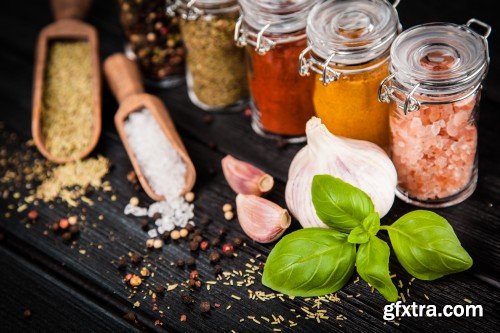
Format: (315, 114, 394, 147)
(262, 228, 356, 297)
(356, 236, 398, 302)
(312, 175, 375, 232)
(387, 210, 473, 280)
(348, 226, 370, 244)
(362, 212, 380, 236)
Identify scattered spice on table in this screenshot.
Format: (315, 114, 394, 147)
(41, 41, 94, 160)
(180, 11, 248, 108)
(118, 0, 185, 82)
(35, 156, 110, 206)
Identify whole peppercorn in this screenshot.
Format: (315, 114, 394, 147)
(28, 210, 39, 220)
(140, 219, 149, 230)
(161, 232, 170, 240)
(51, 222, 60, 232)
(185, 224, 195, 232)
(193, 235, 203, 243)
(213, 265, 222, 275)
(69, 225, 79, 235)
(155, 285, 165, 294)
(188, 279, 196, 288)
(200, 216, 211, 225)
(123, 312, 136, 323)
(200, 240, 209, 251)
(59, 218, 69, 230)
(130, 275, 142, 287)
(23, 308, 32, 319)
(218, 227, 227, 237)
(189, 241, 199, 252)
(130, 252, 142, 264)
(200, 301, 211, 313)
(181, 293, 194, 305)
(194, 229, 202, 236)
(209, 251, 220, 264)
(186, 257, 196, 267)
(222, 243, 234, 257)
(116, 256, 127, 270)
(211, 237, 221, 247)
(187, 233, 195, 241)
(233, 237, 243, 247)
(189, 270, 199, 280)
(176, 259, 185, 268)
(152, 212, 162, 220)
(61, 232, 72, 242)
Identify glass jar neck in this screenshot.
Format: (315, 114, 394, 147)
(170, 0, 239, 20)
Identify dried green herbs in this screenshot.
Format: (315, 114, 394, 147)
(41, 41, 94, 160)
(181, 12, 248, 108)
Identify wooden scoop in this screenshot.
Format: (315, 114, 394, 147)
(32, 0, 101, 164)
(104, 53, 196, 201)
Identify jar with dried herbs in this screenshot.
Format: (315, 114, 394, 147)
(170, 0, 248, 111)
(300, 0, 401, 150)
(236, 0, 317, 142)
(379, 20, 491, 208)
(118, 0, 185, 87)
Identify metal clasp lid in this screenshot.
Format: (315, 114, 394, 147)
(466, 18, 492, 39)
(167, 0, 203, 20)
(378, 74, 420, 114)
(298, 47, 341, 86)
(234, 15, 276, 55)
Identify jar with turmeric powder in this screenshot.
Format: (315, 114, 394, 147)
(379, 20, 491, 208)
(168, 0, 248, 111)
(235, 0, 318, 143)
(300, 0, 401, 149)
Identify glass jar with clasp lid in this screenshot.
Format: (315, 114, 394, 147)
(378, 19, 491, 207)
(299, 0, 401, 150)
(235, 0, 318, 143)
(167, 0, 248, 111)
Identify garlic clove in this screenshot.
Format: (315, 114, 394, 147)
(222, 155, 274, 196)
(236, 194, 291, 243)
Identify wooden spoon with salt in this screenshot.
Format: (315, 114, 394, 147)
(32, 0, 101, 164)
(104, 53, 196, 202)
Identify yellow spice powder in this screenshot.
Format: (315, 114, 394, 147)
(313, 61, 390, 149)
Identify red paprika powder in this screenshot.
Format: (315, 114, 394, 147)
(236, 0, 317, 142)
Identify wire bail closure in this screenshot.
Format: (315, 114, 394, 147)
(167, 0, 204, 20)
(298, 48, 341, 85)
(466, 18, 492, 39)
(234, 15, 276, 55)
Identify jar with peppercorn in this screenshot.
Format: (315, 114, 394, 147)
(118, 0, 185, 88)
(168, 0, 248, 111)
(378, 19, 491, 207)
(299, 0, 401, 150)
(235, 0, 318, 143)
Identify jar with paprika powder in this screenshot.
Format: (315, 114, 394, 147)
(299, 0, 401, 149)
(378, 19, 491, 208)
(235, 0, 318, 143)
(168, 0, 248, 111)
(118, 0, 185, 88)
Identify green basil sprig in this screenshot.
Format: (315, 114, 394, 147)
(263, 175, 473, 302)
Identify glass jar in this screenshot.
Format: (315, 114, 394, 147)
(118, 0, 185, 88)
(300, 0, 401, 149)
(378, 19, 491, 208)
(169, 0, 248, 111)
(235, 0, 318, 143)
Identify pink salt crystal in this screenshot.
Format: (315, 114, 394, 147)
(453, 95, 477, 113)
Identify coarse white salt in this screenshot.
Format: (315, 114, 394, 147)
(124, 108, 186, 199)
(123, 108, 194, 235)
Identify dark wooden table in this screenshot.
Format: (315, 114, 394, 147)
(1, 1, 499, 332)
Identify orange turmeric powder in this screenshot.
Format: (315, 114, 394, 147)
(313, 61, 390, 149)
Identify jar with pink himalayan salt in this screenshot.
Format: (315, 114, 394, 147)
(378, 19, 491, 208)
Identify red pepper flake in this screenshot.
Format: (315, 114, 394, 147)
(200, 240, 209, 251)
(222, 243, 234, 256)
(27, 210, 39, 220)
(180, 314, 187, 322)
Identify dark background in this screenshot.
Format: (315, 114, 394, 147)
(0, 0, 499, 332)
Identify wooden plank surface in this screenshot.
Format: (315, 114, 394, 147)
(1, 0, 499, 332)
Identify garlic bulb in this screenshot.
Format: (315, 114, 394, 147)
(285, 117, 397, 228)
(236, 194, 291, 243)
(222, 155, 274, 196)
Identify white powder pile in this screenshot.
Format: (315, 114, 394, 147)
(123, 108, 194, 235)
